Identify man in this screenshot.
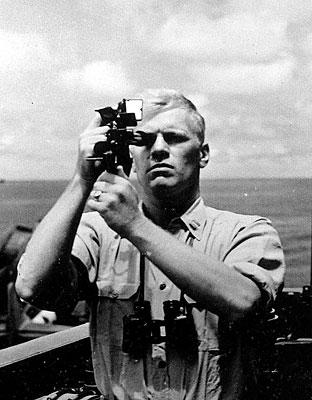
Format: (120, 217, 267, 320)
(15, 89, 285, 399)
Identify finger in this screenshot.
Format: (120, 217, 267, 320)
(89, 190, 103, 200)
(80, 137, 108, 159)
(96, 166, 128, 182)
(92, 181, 110, 192)
(85, 114, 103, 130)
(80, 135, 107, 146)
(97, 171, 124, 184)
(96, 171, 110, 182)
(87, 193, 115, 210)
(80, 126, 110, 139)
(87, 198, 103, 212)
(115, 165, 128, 180)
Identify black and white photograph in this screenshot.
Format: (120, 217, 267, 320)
(0, 1, 311, 399)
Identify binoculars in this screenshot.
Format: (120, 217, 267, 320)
(274, 285, 312, 340)
(122, 300, 198, 360)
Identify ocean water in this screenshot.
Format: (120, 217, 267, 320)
(199, 178, 311, 288)
(0, 178, 310, 288)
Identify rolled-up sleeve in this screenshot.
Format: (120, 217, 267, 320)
(72, 212, 102, 283)
(224, 217, 285, 305)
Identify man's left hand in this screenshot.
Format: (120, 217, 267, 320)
(87, 166, 142, 237)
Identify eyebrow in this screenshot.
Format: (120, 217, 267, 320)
(135, 129, 189, 134)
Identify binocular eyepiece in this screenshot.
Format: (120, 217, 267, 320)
(122, 300, 198, 360)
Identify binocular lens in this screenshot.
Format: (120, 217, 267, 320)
(122, 300, 198, 360)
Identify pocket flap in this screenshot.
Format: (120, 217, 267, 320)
(97, 282, 139, 299)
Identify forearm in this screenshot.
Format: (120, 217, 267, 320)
(15, 174, 93, 308)
(126, 216, 261, 321)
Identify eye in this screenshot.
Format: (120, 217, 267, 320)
(163, 132, 189, 144)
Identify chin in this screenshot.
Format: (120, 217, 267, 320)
(148, 178, 183, 198)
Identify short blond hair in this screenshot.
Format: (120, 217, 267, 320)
(137, 89, 206, 143)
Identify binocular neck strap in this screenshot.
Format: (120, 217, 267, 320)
(179, 234, 195, 305)
(138, 252, 145, 303)
(180, 291, 186, 304)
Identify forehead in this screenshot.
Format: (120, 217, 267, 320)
(137, 107, 196, 133)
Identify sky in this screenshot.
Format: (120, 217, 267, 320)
(0, 0, 311, 180)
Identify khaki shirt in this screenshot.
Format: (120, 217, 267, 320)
(72, 197, 285, 400)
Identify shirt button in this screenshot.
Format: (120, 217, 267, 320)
(159, 283, 166, 290)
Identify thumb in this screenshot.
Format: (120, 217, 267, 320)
(116, 165, 128, 179)
(97, 170, 109, 182)
(96, 167, 127, 182)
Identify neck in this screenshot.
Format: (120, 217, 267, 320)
(142, 187, 200, 227)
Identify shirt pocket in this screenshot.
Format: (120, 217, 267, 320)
(96, 238, 140, 299)
(96, 282, 140, 300)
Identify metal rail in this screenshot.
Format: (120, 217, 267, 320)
(0, 322, 89, 368)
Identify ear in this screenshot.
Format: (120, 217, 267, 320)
(199, 143, 210, 168)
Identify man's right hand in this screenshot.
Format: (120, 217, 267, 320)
(75, 114, 110, 186)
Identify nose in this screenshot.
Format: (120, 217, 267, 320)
(150, 133, 169, 161)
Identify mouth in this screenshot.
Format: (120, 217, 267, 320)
(147, 163, 174, 173)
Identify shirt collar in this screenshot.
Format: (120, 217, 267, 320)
(179, 197, 206, 241)
(140, 196, 207, 241)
